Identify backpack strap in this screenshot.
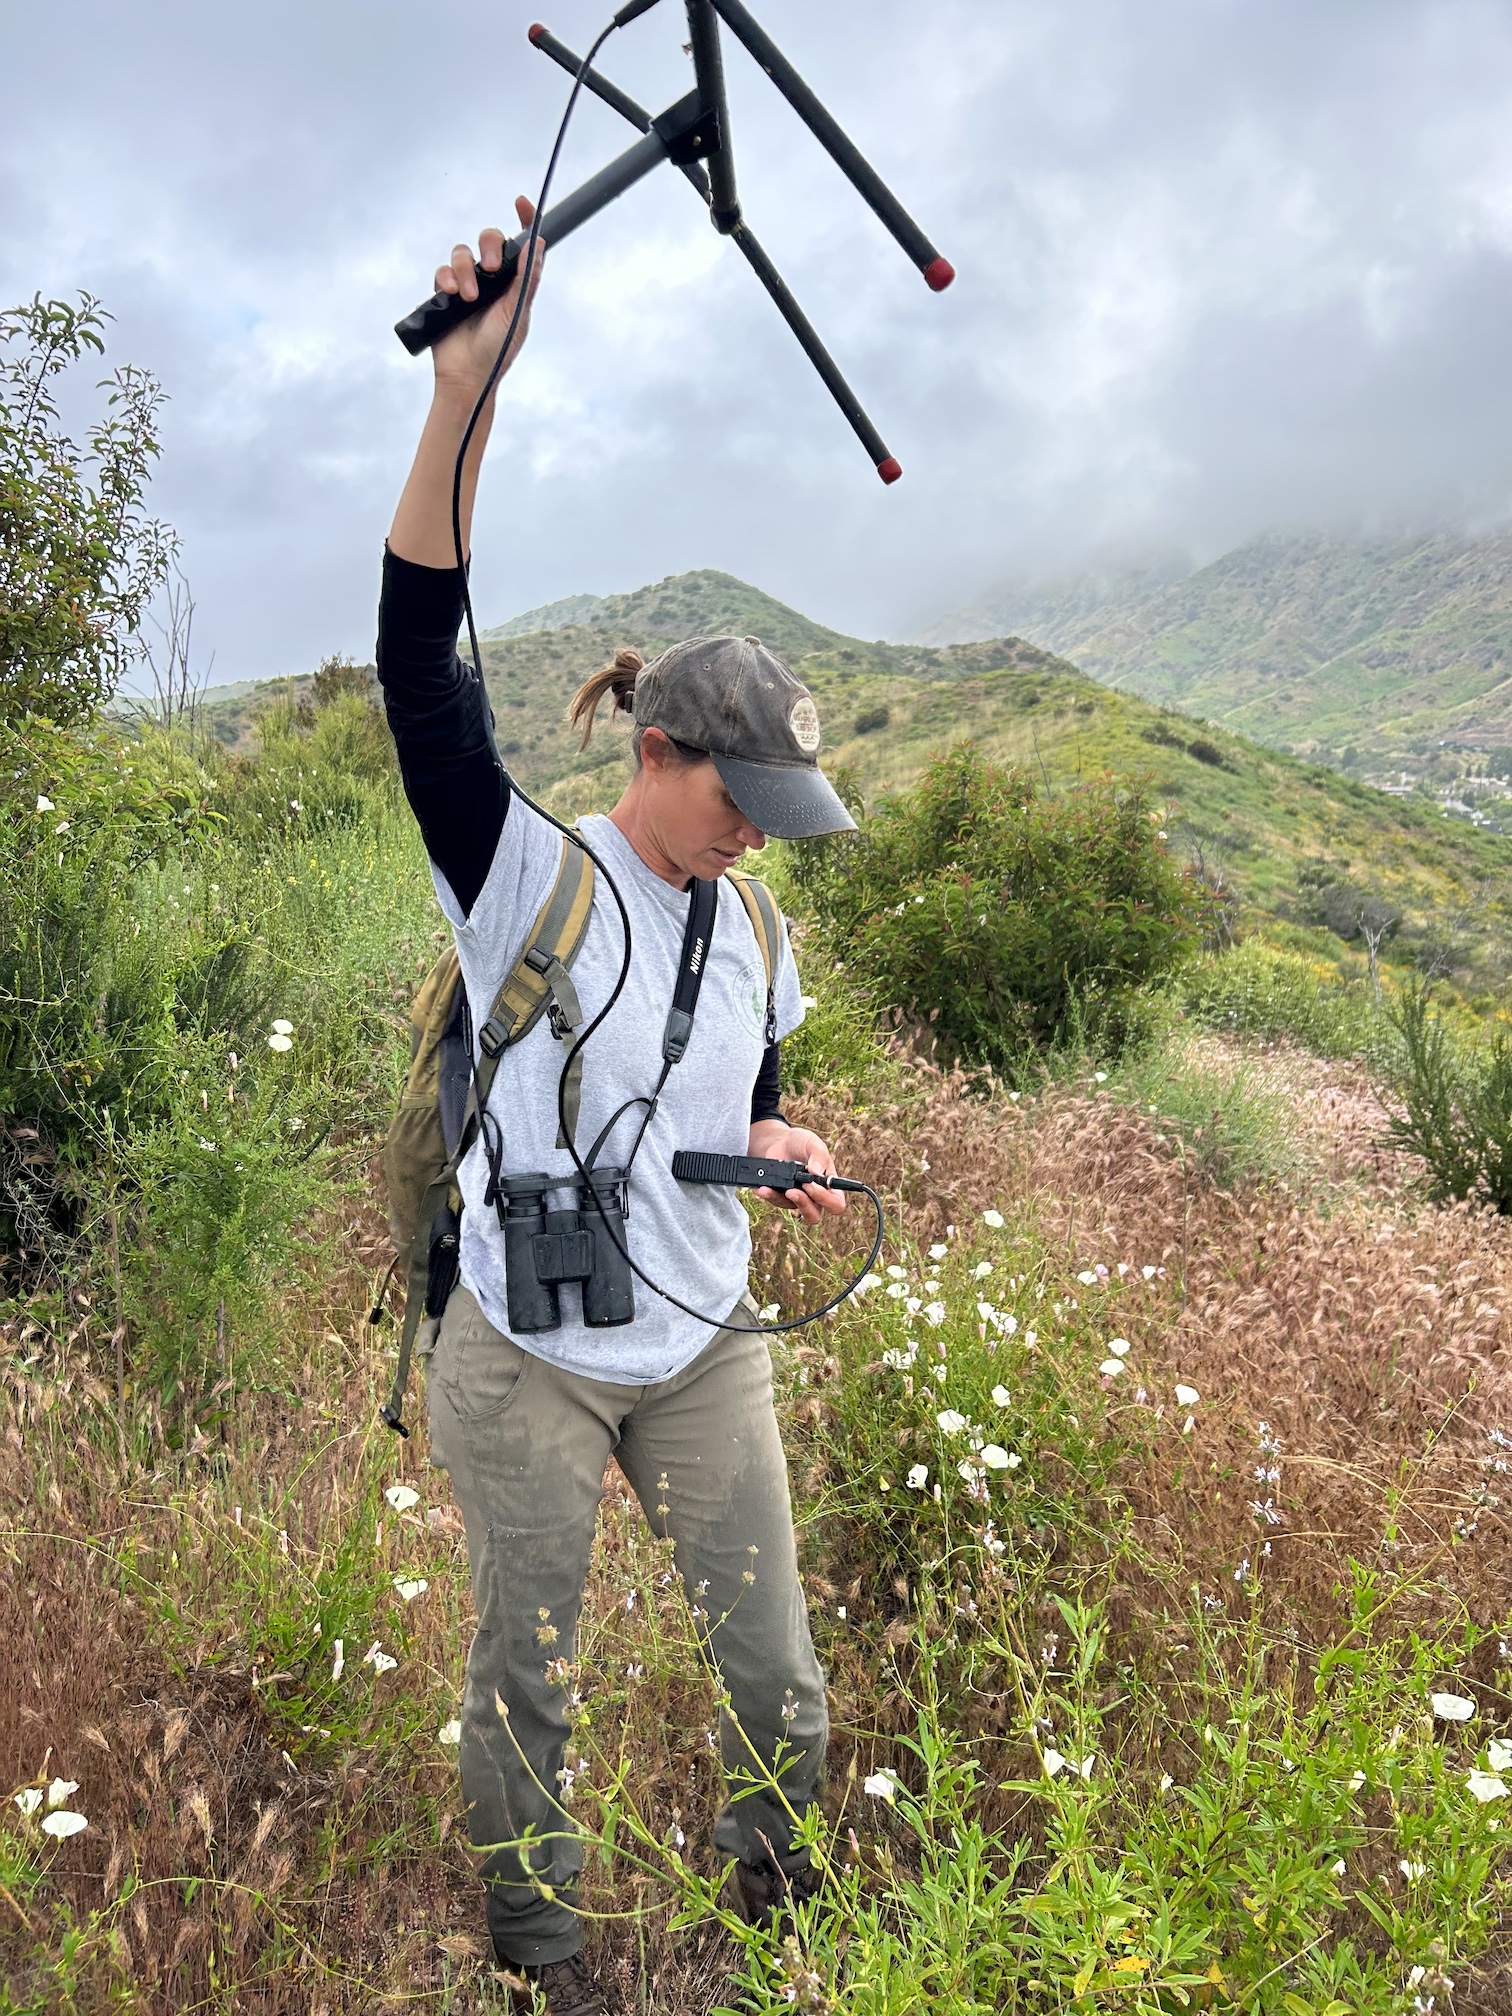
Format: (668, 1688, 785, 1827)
(476, 836, 596, 1146)
(726, 867, 783, 1046)
(382, 833, 596, 1436)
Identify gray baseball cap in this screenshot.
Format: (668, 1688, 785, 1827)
(632, 635, 857, 839)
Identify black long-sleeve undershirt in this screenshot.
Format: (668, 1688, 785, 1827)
(375, 547, 785, 1125)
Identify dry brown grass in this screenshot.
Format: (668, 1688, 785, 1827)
(5, 1043, 1512, 2009)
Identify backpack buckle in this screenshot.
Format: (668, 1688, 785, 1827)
(548, 1001, 575, 1042)
(478, 1016, 510, 1059)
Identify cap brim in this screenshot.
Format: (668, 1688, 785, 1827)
(711, 753, 858, 840)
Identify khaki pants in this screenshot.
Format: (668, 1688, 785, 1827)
(426, 1285, 829, 1967)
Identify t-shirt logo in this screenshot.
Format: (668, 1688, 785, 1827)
(788, 697, 821, 753)
(734, 958, 768, 1037)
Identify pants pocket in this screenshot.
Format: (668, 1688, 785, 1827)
(435, 1291, 535, 1424)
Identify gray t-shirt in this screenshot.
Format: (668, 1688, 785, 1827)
(433, 805, 805, 1384)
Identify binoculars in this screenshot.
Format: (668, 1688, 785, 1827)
(498, 1167, 634, 1332)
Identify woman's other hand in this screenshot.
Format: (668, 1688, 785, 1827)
(747, 1120, 847, 1227)
(431, 196, 546, 406)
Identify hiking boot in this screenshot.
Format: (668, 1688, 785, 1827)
(507, 1952, 608, 2016)
(724, 1856, 821, 1928)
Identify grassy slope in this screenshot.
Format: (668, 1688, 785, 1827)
(926, 530, 1512, 768)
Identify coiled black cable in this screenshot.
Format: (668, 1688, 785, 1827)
(445, 13, 884, 1335)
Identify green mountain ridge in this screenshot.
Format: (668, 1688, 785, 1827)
(921, 530, 1512, 773)
(483, 567, 854, 661)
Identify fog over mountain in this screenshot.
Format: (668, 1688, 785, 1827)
(7, 0, 1512, 686)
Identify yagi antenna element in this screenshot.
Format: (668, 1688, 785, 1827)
(394, 0, 954, 484)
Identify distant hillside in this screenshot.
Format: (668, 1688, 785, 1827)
(194, 564, 1512, 989)
(921, 531, 1512, 773)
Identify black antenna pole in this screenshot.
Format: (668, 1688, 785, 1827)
(684, 0, 740, 233)
(708, 0, 954, 291)
(528, 22, 901, 480)
(397, 4, 952, 480)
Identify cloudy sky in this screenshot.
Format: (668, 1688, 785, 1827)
(7, 0, 1512, 684)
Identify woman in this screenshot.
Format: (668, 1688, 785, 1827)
(376, 201, 856, 2014)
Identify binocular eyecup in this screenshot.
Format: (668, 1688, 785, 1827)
(498, 1167, 634, 1333)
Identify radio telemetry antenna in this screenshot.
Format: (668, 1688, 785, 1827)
(395, 0, 954, 483)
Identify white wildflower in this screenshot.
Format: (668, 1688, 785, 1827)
(758, 1303, 780, 1321)
(936, 1410, 967, 1435)
(1094, 1071, 1107, 1083)
(1331, 1858, 1346, 1876)
(363, 1642, 398, 1675)
(886, 1264, 907, 1280)
(1077, 1271, 1098, 1286)
(983, 1209, 1004, 1229)
(1142, 1265, 1157, 1280)
(1159, 1773, 1174, 1792)
(905, 1464, 928, 1490)
(41, 1811, 87, 1839)
(799, 995, 817, 1009)
(980, 1445, 1010, 1470)
(35, 795, 54, 813)
(332, 1639, 345, 1681)
(46, 1779, 78, 1810)
(886, 1282, 906, 1299)
(923, 1301, 946, 1325)
(439, 1719, 462, 1746)
(1399, 1859, 1426, 1879)
(268, 1033, 293, 1052)
(1349, 1770, 1366, 1791)
(1107, 1337, 1131, 1357)
(973, 1261, 993, 1280)
(1043, 1749, 1067, 1777)
(905, 1296, 922, 1315)
(384, 1484, 420, 1512)
(991, 1384, 1011, 1407)
(1175, 1384, 1200, 1407)
(863, 1767, 900, 1801)
(1432, 1692, 1476, 1722)
(1099, 1359, 1127, 1377)
(1468, 1770, 1508, 1803)
(929, 1243, 948, 1260)
(13, 1789, 42, 1817)
(271, 1018, 293, 1035)
(394, 1577, 429, 1602)
(1489, 1739, 1512, 1772)
(854, 1273, 882, 1294)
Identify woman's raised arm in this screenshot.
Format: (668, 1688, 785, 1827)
(388, 199, 546, 570)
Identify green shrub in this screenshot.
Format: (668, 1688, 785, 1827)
(1386, 985, 1512, 1211)
(786, 745, 1207, 1072)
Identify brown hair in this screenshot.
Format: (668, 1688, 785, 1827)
(568, 647, 643, 751)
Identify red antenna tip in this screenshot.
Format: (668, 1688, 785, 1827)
(528, 22, 547, 43)
(877, 457, 903, 485)
(923, 257, 955, 292)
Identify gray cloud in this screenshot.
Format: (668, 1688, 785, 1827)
(5, 0, 1512, 682)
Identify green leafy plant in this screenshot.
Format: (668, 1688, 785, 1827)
(786, 745, 1207, 1072)
(0, 294, 174, 731)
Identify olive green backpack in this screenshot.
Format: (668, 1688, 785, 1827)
(377, 845, 783, 1432)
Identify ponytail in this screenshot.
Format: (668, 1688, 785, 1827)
(568, 647, 643, 750)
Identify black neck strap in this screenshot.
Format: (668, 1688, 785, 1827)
(662, 875, 718, 1064)
(583, 876, 720, 1176)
